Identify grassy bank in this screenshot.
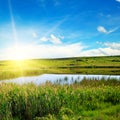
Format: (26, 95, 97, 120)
(0, 78, 120, 120)
(0, 56, 120, 80)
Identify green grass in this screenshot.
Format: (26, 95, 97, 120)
(0, 78, 120, 120)
(0, 55, 120, 80)
(0, 56, 119, 119)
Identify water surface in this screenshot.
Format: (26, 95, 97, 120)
(0, 74, 120, 85)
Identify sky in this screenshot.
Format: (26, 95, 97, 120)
(0, 0, 120, 60)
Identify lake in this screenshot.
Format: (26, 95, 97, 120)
(0, 74, 120, 85)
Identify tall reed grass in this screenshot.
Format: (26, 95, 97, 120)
(0, 78, 120, 120)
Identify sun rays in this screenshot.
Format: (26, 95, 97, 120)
(7, 0, 27, 61)
(8, 0, 18, 43)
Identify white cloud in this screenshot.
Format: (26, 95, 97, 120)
(97, 26, 107, 34)
(97, 41, 120, 50)
(0, 42, 120, 60)
(0, 43, 84, 60)
(40, 37, 48, 42)
(116, 0, 120, 2)
(97, 26, 119, 34)
(103, 42, 120, 50)
(50, 34, 62, 44)
(40, 34, 62, 44)
(79, 46, 120, 56)
(100, 47, 120, 55)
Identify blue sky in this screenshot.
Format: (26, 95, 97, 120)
(0, 0, 120, 60)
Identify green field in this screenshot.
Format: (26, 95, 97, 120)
(0, 56, 120, 120)
(0, 78, 120, 120)
(0, 56, 120, 80)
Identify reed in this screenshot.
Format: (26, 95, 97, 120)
(0, 78, 120, 120)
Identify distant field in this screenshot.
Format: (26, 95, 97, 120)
(0, 55, 120, 80)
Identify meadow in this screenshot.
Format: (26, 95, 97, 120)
(0, 78, 120, 120)
(0, 56, 120, 80)
(0, 56, 120, 120)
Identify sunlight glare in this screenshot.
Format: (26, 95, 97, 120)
(9, 45, 27, 60)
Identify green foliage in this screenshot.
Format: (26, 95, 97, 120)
(0, 78, 120, 120)
(59, 107, 73, 116)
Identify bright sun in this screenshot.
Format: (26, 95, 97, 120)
(9, 45, 27, 60)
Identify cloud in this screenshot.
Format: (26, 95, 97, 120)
(102, 42, 120, 50)
(0, 42, 120, 60)
(96, 41, 120, 55)
(50, 34, 62, 44)
(79, 41, 120, 56)
(0, 43, 84, 60)
(40, 34, 62, 44)
(84, 47, 120, 56)
(116, 0, 120, 2)
(40, 36, 48, 42)
(97, 26, 107, 34)
(97, 26, 119, 34)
